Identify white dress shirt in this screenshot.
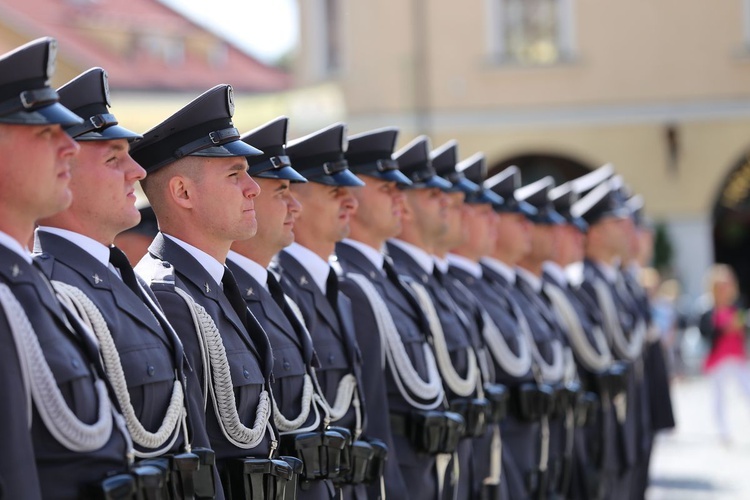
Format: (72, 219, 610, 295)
(227, 250, 269, 291)
(163, 233, 225, 288)
(283, 242, 331, 294)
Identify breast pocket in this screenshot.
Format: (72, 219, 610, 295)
(226, 349, 264, 426)
(313, 338, 350, 404)
(269, 346, 305, 421)
(42, 334, 101, 422)
(119, 345, 176, 424)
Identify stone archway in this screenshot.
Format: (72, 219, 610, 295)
(713, 152, 750, 300)
(488, 152, 595, 185)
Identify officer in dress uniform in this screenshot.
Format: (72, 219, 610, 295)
(33, 67, 220, 499)
(569, 177, 645, 500)
(513, 177, 574, 500)
(480, 166, 553, 500)
(543, 182, 619, 500)
(0, 38, 131, 499)
(226, 116, 336, 499)
(619, 193, 674, 500)
(275, 123, 371, 500)
(449, 154, 543, 500)
(131, 85, 294, 499)
(335, 127, 449, 500)
(431, 142, 508, 500)
(385, 136, 481, 500)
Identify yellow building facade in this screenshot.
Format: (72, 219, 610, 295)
(292, 0, 750, 299)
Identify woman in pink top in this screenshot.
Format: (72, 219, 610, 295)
(701, 264, 750, 442)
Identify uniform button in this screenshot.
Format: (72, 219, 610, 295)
(162, 262, 170, 268)
(71, 358, 80, 369)
(283, 360, 291, 371)
(327, 353, 335, 363)
(39, 253, 49, 260)
(243, 368, 250, 379)
(147, 365, 155, 376)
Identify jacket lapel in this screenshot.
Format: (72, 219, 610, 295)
(149, 233, 259, 358)
(228, 260, 303, 350)
(35, 232, 172, 350)
(279, 251, 341, 333)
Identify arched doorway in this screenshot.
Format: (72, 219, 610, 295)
(713, 152, 750, 301)
(489, 152, 595, 184)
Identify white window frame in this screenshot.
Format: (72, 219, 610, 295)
(485, 0, 577, 65)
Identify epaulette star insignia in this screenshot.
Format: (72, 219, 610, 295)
(246, 287, 254, 297)
(300, 276, 308, 286)
(204, 282, 211, 294)
(11, 264, 20, 277)
(93, 273, 102, 284)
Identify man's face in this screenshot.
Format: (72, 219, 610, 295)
(292, 182, 358, 245)
(190, 156, 260, 243)
(494, 212, 532, 263)
(460, 203, 496, 258)
(528, 223, 558, 264)
(0, 123, 79, 221)
(437, 191, 467, 251)
(253, 177, 301, 253)
(403, 187, 448, 243)
(597, 216, 629, 257)
(66, 139, 145, 242)
(351, 176, 404, 241)
(556, 224, 585, 265)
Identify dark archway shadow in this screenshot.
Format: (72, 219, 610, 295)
(489, 152, 596, 185)
(713, 151, 750, 302)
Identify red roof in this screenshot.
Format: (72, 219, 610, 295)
(0, 0, 290, 92)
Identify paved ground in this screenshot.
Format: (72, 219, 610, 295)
(648, 374, 750, 499)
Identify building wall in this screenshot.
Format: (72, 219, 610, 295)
(294, 0, 750, 298)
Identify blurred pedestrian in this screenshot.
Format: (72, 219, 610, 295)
(699, 264, 750, 443)
(643, 269, 685, 380)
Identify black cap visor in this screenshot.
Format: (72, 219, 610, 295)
(571, 217, 589, 233)
(190, 138, 262, 159)
(75, 123, 142, 142)
(406, 175, 453, 191)
(0, 101, 84, 126)
(449, 176, 481, 196)
(531, 208, 567, 226)
(308, 168, 366, 187)
(253, 165, 308, 183)
(467, 189, 503, 206)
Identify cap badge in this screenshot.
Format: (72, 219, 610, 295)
(226, 85, 235, 116)
(45, 39, 57, 83)
(102, 70, 111, 107)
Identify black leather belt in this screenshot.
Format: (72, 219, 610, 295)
(509, 383, 555, 422)
(390, 410, 465, 454)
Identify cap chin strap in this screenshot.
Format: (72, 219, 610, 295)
(0, 87, 59, 117)
(174, 126, 240, 159)
(64, 113, 118, 139)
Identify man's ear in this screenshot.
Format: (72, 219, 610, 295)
(169, 175, 194, 210)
